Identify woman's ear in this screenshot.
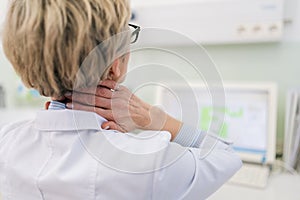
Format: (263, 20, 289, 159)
(107, 59, 121, 81)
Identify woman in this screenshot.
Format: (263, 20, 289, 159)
(0, 0, 242, 199)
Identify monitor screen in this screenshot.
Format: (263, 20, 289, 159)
(156, 85, 274, 163)
(198, 91, 268, 158)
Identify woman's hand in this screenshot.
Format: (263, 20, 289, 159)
(64, 80, 182, 140)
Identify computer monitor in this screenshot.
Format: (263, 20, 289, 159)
(156, 82, 277, 165)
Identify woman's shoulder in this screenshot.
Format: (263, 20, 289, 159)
(101, 130, 172, 155)
(0, 119, 34, 139)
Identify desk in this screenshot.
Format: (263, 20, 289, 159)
(208, 173, 300, 200)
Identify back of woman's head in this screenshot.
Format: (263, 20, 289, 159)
(2, 0, 130, 97)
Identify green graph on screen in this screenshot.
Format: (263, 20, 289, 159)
(200, 107, 244, 138)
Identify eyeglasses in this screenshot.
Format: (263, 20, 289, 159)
(129, 23, 141, 44)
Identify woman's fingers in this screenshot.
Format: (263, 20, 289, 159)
(95, 87, 114, 98)
(69, 87, 113, 99)
(65, 92, 112, 109)
(101, 121, 127, 133)
(65, 85, 122, 103)
(98, 80, 119, 91)
(75, 81, 119, 96)
(66, 102, 114, 121)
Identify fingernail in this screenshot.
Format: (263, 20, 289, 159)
(104, 126, 110, 130)
(66, 103, 73, 109)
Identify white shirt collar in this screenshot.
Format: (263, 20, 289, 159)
(35, 110, 107, 131)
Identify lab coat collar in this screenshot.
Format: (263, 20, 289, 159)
(35, 110, 107, 131)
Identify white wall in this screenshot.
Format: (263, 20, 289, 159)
(283, 0, 300, 41)
(0, 0, 9, 29)
(0, 0, 14, 108)
(0, 43, 16, 108)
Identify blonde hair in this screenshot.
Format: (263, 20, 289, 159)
(2, 0, 131, 97)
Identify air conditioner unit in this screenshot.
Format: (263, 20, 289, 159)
(130, 0, 285, 45)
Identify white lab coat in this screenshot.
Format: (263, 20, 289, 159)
(0, 110, 242, 200)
